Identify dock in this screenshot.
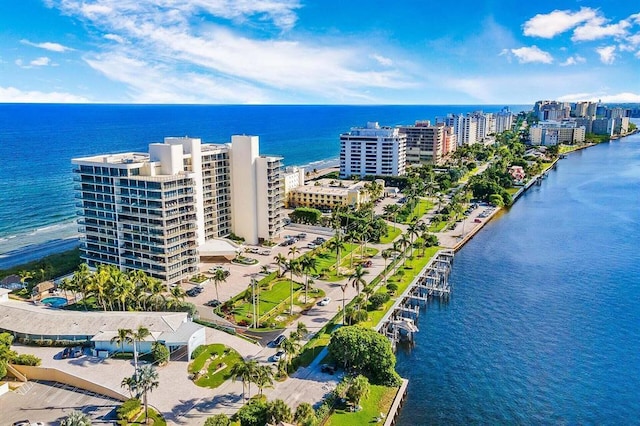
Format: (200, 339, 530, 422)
(375, 249, 454, 350)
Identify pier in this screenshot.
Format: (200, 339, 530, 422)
(376, 250, 454, 350)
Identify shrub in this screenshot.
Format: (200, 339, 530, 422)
(368, 293, 390, 310)
(386, 283, 398, 293)
(0, 361, 7, 380)
(11, 354, 41, 366)
(117, 398, 142, 421)
(152, 342, 170, 365)
(236, 398, 268, 426)
(191, 345, 207, 360)
(204, 414, 231, 426)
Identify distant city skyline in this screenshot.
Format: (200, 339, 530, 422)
(1, 1, 639, 104)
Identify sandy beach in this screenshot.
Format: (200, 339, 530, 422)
(0, 237, 79, 270)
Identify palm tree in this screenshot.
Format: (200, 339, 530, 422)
(255, 364, 274, 396)
(132, 326, 151, 376)
(287, 259, 301, 315)
(168, 285, 186, 309)
(61, 410, 92, 426)
(110, 328, 133, 354)
(280, 337, 299, 363)
(407, 222, 421, 259)
(121, 376, 136, 398)
(274, 253, 287, 278)
(212, 268, 227, 301)
(72, 263, 91, 310)
(383, 203, 400, 231)
(381, 250, 392, 286)
(287, 245, 300, 260)
(89, 266, 110, 311)
(299, 256, 317, 303)
(295, 321, 309, 342)
(349, 265, 368, 309)
(294, 402, 316, 426)
(339, 282, 348, 325)
(136, 364, 159, 424)
(230, 359, 258, 401)
(327, 236, 345, 275)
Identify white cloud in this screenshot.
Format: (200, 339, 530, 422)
(20, 39, 73, 52)
(572, 17, 630, 41)
(370, 54, 393, 67)
(596, 46, 616, 64)
(558, 91, 640, 103)
(523, 7, 598, 38)
(46, 0, 414, 103)
(511, 46, 554, 64)
(560, 55, 586, 66)
(0, 86, 89, 103)
(15, 57, 54, 68)
(104, 34, 125, 43)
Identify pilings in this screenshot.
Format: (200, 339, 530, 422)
(375, 250, 454, 351)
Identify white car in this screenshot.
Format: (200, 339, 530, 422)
(318, 297, 331, 306)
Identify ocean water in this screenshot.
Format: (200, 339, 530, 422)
(396, 133, 640, 424)
(0, 104, 524, 254)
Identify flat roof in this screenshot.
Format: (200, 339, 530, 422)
(0, 299, 188, 337)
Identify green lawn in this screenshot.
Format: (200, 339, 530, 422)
(400, 199, 434, 224)
(231, 279, 304, 324)
(326, 385, 398, 426)
(188, 344, 243, 388)
(505, 187, 519, 195)
(427, 220, 447, 232)
(293, 322, 339, 368)
(129, 407, 166, 425)
(379, 225, 401, 244)
(358, 247, 440, 330)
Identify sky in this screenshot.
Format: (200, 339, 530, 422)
(0, 0, 639, 105)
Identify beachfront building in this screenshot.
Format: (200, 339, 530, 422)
(288, 179, 372, 210)
(339, 122, 406, 178)
(399, 120, 455, 164)
(73, 135, 284, 285)
(283, 166, 305, 208)
(528, 121, 586, 146)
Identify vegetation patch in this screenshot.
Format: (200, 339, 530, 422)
(188, 344, 243, 388)
(326, 385, 397, 426)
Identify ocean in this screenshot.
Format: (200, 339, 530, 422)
(0, 104, 524, 257)
(396, 131, 640, 424)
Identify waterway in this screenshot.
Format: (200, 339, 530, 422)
(395, 134, 640, 424)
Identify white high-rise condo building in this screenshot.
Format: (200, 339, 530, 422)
(339, 122, 406, 178)
(73, 135, 284, 285)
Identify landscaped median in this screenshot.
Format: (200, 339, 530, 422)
(188, 344, 242, 388)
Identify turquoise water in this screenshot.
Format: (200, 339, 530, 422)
(40, 296, 68, 308)
(396, 133, 640, 424)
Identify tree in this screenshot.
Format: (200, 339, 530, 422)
(287, 259, 301, 315)
(275, 253, 287, 278)
(61, 410, 92, 426)
(327, 237, 345, 274)
(110, 328, 133, 354)
(346, 375, 370, 407)
(121, 376, 136, 398)
(212, 268, 227, 301)
(204, 414, 231, 426)
(381, 249, 392, 285)
(135, 365, 159, 424)
(255, 365, 274, 396)
(132, 326, 151, 377)
(230, 359, 258, 401)
(266, 399, 293, 424)
(152, 342, 170, 365)
(294, 402, 316, 426)
(349, 265, 368, 309)
(236, 398, 268, 426)
(280, 337, 299, 363)
(299, 256, 317, 303)
(339, 282, 348, 325)
(328, 326, 402, 386)
(294, 321, 309, 342)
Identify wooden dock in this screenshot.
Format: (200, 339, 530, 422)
(375, 249, 454, 350)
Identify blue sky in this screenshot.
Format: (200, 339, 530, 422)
(0, 0, 639, 104)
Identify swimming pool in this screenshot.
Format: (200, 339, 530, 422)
(41, 296, 68, 308)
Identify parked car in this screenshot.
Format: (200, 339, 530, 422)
(297, 233, 307, 239)
(474, 218, 482, 223)
(13, 421, 31, 426)
(62, 346, 82, 359)
(307, 243, 317, 249)
(272, 334, 286, 347)
(272, 350, 285, 362)
(186, 286, 203, 297)
(318, 297, 331, 306)
(205, 299, 221, 307)
(361, 260, 373, 268)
